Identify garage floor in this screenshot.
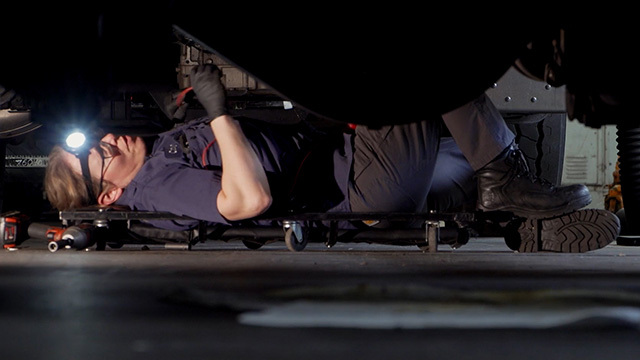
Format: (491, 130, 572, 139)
(2, 233, 640, 360)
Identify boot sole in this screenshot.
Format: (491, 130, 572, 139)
(510, 209, 620, 253)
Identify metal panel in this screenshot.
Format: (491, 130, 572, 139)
(485, 67, 566, 113)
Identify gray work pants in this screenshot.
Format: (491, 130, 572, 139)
(349, 93, 514, 214)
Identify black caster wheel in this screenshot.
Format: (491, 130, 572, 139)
(284, 222, 307, 252)
(242, 239, 265, 250)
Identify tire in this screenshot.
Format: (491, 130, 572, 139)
(506, 113, 566, 185)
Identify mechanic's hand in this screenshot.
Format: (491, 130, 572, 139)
(189, 64, 228, 120)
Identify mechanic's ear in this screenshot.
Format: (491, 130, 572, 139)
(98, 187, 124, 206)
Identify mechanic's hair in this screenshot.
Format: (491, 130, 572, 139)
(44, 145, 113, 211)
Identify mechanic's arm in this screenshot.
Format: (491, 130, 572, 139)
(191, 65, 272, 220)
(210, 115, 272, 220)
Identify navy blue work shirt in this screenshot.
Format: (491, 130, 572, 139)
(115, 116, 353, 230)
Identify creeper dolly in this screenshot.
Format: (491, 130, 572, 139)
(56, 206, 620, 253)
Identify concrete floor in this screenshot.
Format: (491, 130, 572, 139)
(2, 235, 640, 360)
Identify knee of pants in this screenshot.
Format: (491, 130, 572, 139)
(427, 138, 477, 211)
(349, 176, 431, 213)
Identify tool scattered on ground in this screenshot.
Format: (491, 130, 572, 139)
(0, 211, 93, 251)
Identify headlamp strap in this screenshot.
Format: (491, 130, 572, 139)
(78, 153, 97, 205)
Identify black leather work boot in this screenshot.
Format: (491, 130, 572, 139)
(476, 145, 592, 218)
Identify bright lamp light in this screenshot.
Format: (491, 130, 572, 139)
(65, 131, 87, 150)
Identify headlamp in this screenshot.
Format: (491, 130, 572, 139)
(62, 129, 99, 205)
(65, 131, 88, 153)
(63, 129, 99, 157)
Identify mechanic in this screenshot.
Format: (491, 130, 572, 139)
(44, 64, 613, 251)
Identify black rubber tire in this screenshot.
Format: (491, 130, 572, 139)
(506, 113, 566, 185)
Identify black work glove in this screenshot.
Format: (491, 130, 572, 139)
(189, 64, 228, 120)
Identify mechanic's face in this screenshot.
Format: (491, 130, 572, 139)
(63, 133, 147, 191)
